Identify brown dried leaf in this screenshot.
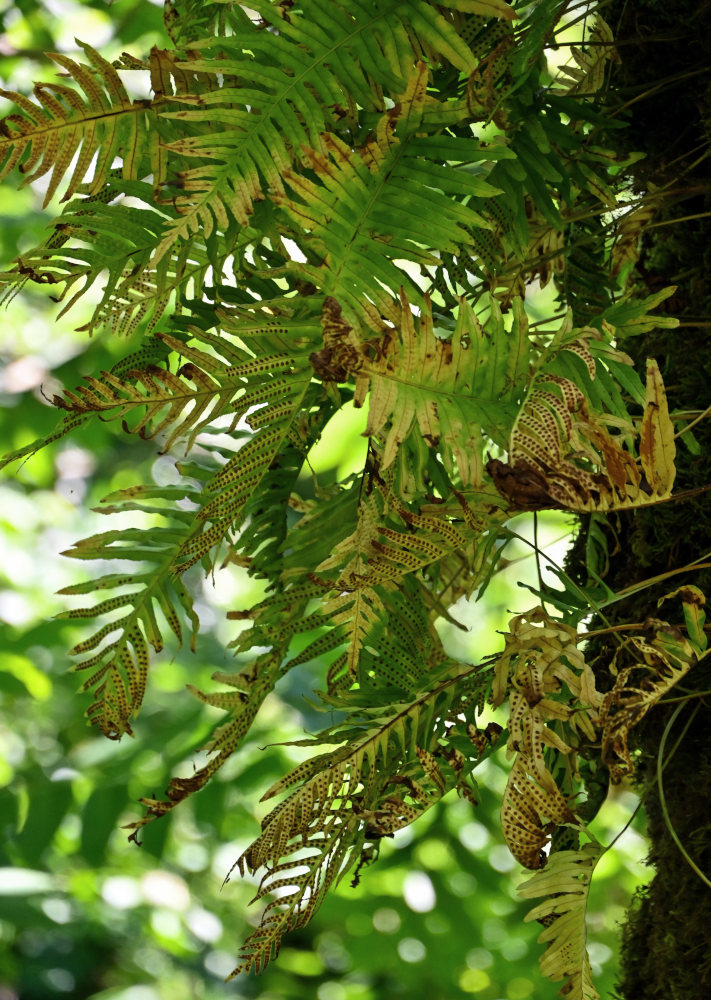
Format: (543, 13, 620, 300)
(600, 625, 698, 782)
(492, 359, 676, 513)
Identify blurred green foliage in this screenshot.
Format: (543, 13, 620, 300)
(0, 3, 648, 998)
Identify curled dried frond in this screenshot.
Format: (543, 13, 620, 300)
(600, 588, 707, 781)
(489, 357, 676, 512)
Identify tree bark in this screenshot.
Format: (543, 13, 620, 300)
(565, 4, 711, 995)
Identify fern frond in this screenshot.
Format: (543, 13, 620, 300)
(162, 0, 253, 45)
(0, 412, 87, 472)
(55, 341, 310, 455)
(3, 188, 170, 329)
(554, 15, 619, 96)
(494, 608, 602, 867)
(175, 368, 315, 571)
(519, 843, 603, 1000)
(0, 173, 249, 335)
(230, 655, 495, 975)
(0, 42, 157, 206)
(0, 338, 174, 470)
(151, 0, 501, 264)
(600, 589, 707, 781)
(489, 346, 677, 513)
(152, 0, 406, 257)
(130, 649, 286, 836)
(127, 579, 332, 836)
(276, 63, 505, 321)
(58, 483, 202, 738)
(358, 292, 528, 486)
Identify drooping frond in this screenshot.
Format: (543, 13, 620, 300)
(58, 481, 202, 738)
(228, 654, 497, 976)
(126, 577, 336, 838)
(519, 843, 604, 1000)
(493, 608, 600, 867)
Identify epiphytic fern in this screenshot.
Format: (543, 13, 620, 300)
(497, 592, 708, 997)
(2, 0, 707, 994)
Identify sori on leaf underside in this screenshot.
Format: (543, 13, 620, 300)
(1, 0, 708, 994)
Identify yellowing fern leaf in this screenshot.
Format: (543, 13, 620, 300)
(359, 292, 528, 486)
(600, 603, 706, 781)
(519, 843, 603, 1000)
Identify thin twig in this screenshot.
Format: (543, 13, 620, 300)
(657, 703, 711, 889)
(673, 403, 711, 441)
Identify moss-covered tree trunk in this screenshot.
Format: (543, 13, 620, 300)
(567, 4, 711, 995)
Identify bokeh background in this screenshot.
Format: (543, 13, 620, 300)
(0, 3, 648, 998)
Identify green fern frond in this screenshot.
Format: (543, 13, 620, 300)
(4, 190, 171, 331)
(55, 343, 310, 455)
(0, 412, 87, 473)
(57, 483, 201, 739)
(151, 0, 501, 264)
(152, 0, 408, 257)
(129, 646, 286, 838)
(0, 337, 174, 471)
(0, 42, 157, 206)
(162, 0, 253, 45)
(277, 65, 508, 323)
(127, 579, 331, 836)
(175, 365, 315, 571)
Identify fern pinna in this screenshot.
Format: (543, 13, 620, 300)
(2, 1, 708, 994)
